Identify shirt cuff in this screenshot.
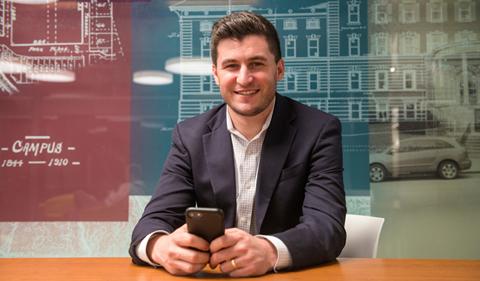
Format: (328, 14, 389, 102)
(256, 235, 292, 272)
(136, 230, 169, 267)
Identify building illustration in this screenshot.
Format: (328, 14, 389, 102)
(169, 0, 480, 155)
(169, 0, 371, 194)
(0, 0, 477, 195)
(368, 0, 480, 153)
(0, 0, 124, 94)
(170, 0, 369, 125)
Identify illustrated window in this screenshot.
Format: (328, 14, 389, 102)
(349, 34, 361, 56)
(403, 70, 416, 90)
(348, 0, 360, 24)
(349, 71, 361, 90)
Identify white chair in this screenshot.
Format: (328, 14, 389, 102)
(339, 214, 385, 258)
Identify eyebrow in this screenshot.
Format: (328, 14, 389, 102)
(248, 56, 268, 62)
(220, 59, 238, 66)
(220, 56, 268, 66)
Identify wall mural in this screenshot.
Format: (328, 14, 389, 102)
(0, 0, 131, 221)
(0, 0, 479, 258)
(0, 0, 125, 93)
(132, 0, 371, 200)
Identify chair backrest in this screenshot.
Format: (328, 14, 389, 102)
(339, 214, 385, 258)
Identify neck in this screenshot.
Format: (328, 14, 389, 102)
(228, 102, 274, 140)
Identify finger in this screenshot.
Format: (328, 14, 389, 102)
(219, 258, 240, 273)
(227, 258, 264, 278)
(210, 229, 250, 268)
(229, 267, 255, 278)
(174, 232, 210, 252)
(209, 236, 231, 253)
(164, 259, 207, 276)
(209, 246, 236, 268)
(171, 246, 210, 264)
(178, 223, 188, 231)
(171, 224, 188, 235)
(210, 228, 242, 253)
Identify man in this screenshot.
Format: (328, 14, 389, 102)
(129, 11, 346, 277)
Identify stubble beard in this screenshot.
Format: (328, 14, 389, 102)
(228, 92, 275, 117)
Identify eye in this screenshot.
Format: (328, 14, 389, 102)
(223, 64, 238, 70)
(250, 62, 264, 69)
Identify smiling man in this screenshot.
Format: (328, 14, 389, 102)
(129, 11, 346, 277)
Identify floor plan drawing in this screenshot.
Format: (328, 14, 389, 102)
(0, 0, 123, 94)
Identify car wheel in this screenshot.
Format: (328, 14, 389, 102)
(437, 160, 459, 179)
(370, 164, 387, 182)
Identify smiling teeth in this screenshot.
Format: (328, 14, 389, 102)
(236, 90, 257, 95)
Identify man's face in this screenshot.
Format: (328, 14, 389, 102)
(212, 35, 284, 117)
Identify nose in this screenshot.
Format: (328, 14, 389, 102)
(236, 65, 252, 85)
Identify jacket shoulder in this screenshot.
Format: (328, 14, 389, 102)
(175, 103, 226, 137)
(282, 95, 340, 124)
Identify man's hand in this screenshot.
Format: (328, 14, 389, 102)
(209, 228, 277, 277)
(147, 224, 210, 276)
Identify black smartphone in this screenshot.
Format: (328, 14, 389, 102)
(185, 207, 225, 242)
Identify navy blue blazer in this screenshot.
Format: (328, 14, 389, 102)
(129, 94, 346, 270)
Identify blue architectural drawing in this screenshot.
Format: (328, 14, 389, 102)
(169, 0, 371, 194)
(170, 1, 369, 123)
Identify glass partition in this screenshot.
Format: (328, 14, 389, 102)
(0, 0, 479, 259)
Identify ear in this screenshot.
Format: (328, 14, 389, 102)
(212, 64, 220, 85)
(276, 58, 285, 81)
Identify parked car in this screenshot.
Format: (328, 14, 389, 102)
(369, 137, 472, 182)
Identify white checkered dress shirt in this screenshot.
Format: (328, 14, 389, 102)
(226, 111, 268, 234)
(226, 105, 292, 270)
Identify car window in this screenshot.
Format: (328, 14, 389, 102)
(398, 141, 415, 153)
(398, 139, 442, 152)
(416, 139, 437, 151)
(434, 140, 454, 149)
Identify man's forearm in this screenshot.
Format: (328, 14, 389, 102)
(136, 231, 169, 266)
(257, 235, 292, 271)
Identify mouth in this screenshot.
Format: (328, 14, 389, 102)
(234, 89, 259, 96)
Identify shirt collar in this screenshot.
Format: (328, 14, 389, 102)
(226, 98, 275, 141)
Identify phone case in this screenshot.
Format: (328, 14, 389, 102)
(185, 207, 225, 242)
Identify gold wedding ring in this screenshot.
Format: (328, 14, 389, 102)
(230, 258, 237, 269)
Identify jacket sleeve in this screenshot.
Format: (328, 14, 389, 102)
(274, 117, 346, 269)
(129, 125, 196, 265)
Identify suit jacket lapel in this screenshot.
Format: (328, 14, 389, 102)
(203, 106, 237, 228)
(255, 95, 297, 233)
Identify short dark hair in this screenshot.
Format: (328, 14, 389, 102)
(210, 11, 282, 65)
